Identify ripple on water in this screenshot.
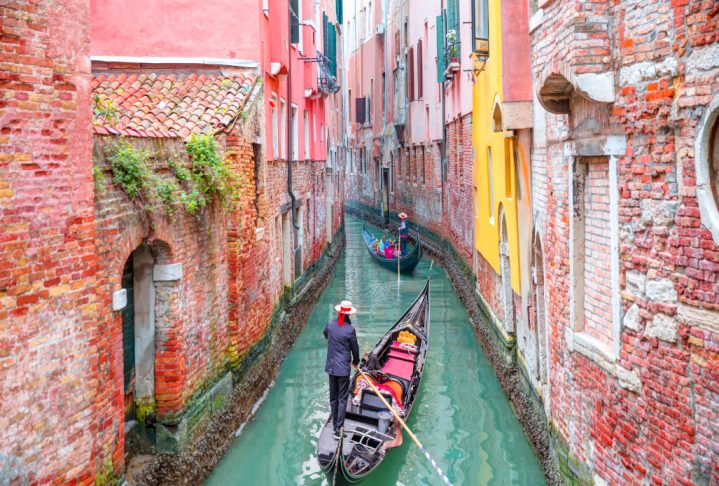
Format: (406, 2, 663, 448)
(206, 217, 545, 486)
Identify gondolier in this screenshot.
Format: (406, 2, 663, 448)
(323, 300, 360, 439)
(398, 212, 409, 255)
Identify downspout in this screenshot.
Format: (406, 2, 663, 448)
(440, 0, 447, 212)
(383, 0, 389, 224)
(288, 0, 300, 230)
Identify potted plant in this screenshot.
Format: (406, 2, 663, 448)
(446, 29, 458, 62)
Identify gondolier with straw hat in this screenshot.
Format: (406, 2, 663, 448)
(323, 300, 360, 439)
(398, 212, 409, 255)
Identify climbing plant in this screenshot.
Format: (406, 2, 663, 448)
(103, 136, 240, 223)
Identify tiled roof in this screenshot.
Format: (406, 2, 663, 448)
(91, 72, 256, 139)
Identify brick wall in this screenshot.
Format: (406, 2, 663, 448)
(0, 0, 106, 481)
(532, 0, 719, 483)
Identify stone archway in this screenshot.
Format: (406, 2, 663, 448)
(499, 207, 515, 334)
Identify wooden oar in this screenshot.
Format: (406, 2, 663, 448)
(353, 365, 453, 486)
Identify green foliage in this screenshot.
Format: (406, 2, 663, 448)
(106, 140, 152, 201)
(94, 458, 119, 486)
(92, 159, 106, 195)
(103, 135, 239, 224)
(93, 94, 120, 126)
(184, 133, 239, 211)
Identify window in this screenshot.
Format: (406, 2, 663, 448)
(303, 110, 310, 159)
(348, 89, 352, 124)
(262, 0, 269, 15)
(421, 146, 426, 184)
(356, 97, 366, 124)
(271, 94, 278, 158)
(472, 0, 489, 54)
(487, 147, 494, 221)
(280, 99, 287, 159)
(369, 79, 373, 124)
(291, 105, 298, 160)
(711, 119, 719, 203)
(696, 93, 719, 246)
(407, 47, 415, 101)
(417, 40, 423, 99)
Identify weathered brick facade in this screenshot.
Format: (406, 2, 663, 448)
(0, 0, 106, 481)
(530, 0, 719, 483)
(0, 2, 344, 481)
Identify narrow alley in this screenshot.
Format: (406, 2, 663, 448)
(1, 0, 718, 485)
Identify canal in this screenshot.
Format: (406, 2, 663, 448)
(207, 216, 546, 485)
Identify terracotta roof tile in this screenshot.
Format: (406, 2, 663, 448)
(92, 72, 256, 139)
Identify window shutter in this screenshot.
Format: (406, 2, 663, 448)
(331, 24, 337, 75)
(356, 97, 366, 124)
(291, 0, 299, 44)
(454, 0, 461, 59)
(436, 15, 445, 82)
(417, 39, 423, 98)
(336, 0, 343, 24)
(323, 13, 329, 56)
(408, 47, 415, 101)
(447, 0, 455, 39)
(367, 96, 371, 123)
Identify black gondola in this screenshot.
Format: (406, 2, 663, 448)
(317, 280, 430, 482)
(362, 225, 422, 274)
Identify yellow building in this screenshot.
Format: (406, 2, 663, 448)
(471, 0, 523, 336)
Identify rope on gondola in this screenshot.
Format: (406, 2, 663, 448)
(353, 365, 454, 486)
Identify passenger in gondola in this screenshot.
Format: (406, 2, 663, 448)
(384, 242, 395, 259)
(324, 300, 360, 439)
(398, 212, 409, 255)
(378, 234, 389, 256)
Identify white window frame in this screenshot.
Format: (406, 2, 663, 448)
(280, 98, 287, 160)
(271, 93, 279, 159)
(291, 104, 299, 161)
(304, 109, 310, 160)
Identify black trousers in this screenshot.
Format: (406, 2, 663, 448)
(328, 374, 350, 430)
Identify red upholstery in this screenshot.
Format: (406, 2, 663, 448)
(388, 350, 415, 362)
(382, 357, 414, 380)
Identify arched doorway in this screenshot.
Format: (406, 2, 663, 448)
(121, 244, 156, 457)
(499, 208, 515, 334)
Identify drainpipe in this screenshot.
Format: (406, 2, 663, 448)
(288, 0, 300, 230)
(440, 0, 447, 211)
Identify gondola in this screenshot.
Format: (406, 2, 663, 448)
(317, 280, 430, 483)
(362, 225, 422, 274)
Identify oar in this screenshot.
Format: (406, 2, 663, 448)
(353, 365, 454, 486)
(397, 228, 400, 284)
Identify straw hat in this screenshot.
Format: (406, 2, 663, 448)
(335, 300, 358, 315)
(398, 212, 408, 219)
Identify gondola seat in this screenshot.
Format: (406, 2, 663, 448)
(382, 357, 414, 381)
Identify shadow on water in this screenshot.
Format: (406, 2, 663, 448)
(206, 216, 546, 486)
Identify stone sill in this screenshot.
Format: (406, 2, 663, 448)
(529, 9, 544, 34)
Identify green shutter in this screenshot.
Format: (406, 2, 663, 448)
(291, 0, 299, 43)
(436, 15, 445, 82)
(336, 0, 343, 25)
(454, 0, 461, 59)
(330, 24, 337, 75)
(447, 1, 455, 38)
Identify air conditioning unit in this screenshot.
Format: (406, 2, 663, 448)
(376, 23, 385, 36)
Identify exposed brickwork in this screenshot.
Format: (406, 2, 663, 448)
(531, 0, 719, 483)
(0, 0, 105, 482)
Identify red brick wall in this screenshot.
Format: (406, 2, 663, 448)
(532, 0, 719, 483)
(582, 158, 613, 346)
(0, 0, 107, 481)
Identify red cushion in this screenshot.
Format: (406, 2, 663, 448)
(388, 350, 416, 362)
(382, 357, 414, 380)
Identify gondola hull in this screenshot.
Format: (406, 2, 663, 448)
(317, 281, 431, 483)
(362, 225, 422, 274)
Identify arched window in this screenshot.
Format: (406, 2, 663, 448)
(696, 94, 719, 245)
(711, 119, 719, 204)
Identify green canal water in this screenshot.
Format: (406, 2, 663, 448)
(207, 216, 546, 485)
